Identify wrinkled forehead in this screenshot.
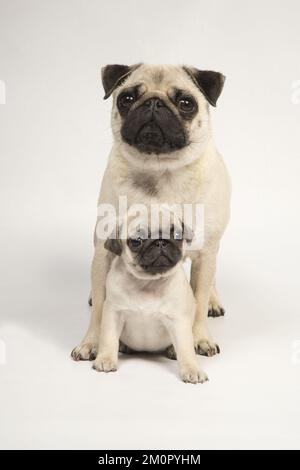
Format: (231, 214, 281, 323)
(121, 64, 201, 97)
(124, 211, 184, 240)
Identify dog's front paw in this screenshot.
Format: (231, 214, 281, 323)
(208, 289, 225, 318)
(71, 342, 98, 361)
(180, 365, 208, 384)
(92, 355, 118, 373)
(208, 305, 225, 318)
(195, 339, 220, 357)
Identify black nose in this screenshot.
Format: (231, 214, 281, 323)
(143, 97, 165, 111)
(154, 239, 168, 248)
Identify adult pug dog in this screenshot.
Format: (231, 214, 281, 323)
(71, 63, 231, 361)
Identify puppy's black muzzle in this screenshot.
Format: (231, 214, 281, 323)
(121, 97, 186, 154)
(139, 238, 182, 274)
(137, 122, 164, 148)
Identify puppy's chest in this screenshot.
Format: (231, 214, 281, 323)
(119, 291, 169, 318)
(118, 293, 173, 352)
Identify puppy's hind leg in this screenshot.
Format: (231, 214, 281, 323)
(119, 341, 135, 355)
(165, 344, 177, 360)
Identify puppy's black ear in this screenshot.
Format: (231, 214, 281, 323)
(101, 64, 142, 99)
(104, 238, 123, 256)
(182, 223, 194, 244)
(183, 67, 225, 106)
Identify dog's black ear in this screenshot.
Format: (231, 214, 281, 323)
(183, 67, 225, 106)
(101, 64, 142, 99)
(104, 238, 123, 256)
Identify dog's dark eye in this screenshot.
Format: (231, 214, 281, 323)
(118, 93, 135, 109)
(128, 237, 143, 249)
(178, 97, 195, 113)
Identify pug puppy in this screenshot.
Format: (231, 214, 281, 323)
(93, 220, 209, 384)
(71, 64, 231, 362)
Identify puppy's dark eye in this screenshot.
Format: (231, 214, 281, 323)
(174, 231, 182, 240)
(128, 237, 143, 249)
(178, 97, 195, 113)
(118, 93, 135, 109)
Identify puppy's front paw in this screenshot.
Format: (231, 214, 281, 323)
(71, 342, 98, 361)
(92, 355, 118, 373)
(180, 366, 208, 384)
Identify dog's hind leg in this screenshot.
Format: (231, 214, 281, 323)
(208, 284, 225, 318)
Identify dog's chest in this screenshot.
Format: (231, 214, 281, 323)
(120, 169, 203, 205)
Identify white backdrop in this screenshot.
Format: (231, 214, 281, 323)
(0, 0, 300, 449)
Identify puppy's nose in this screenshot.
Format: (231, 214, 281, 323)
(138, 122, 164, 146)
(155, 239, 168, 248)
(143, 97, 165, 111)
